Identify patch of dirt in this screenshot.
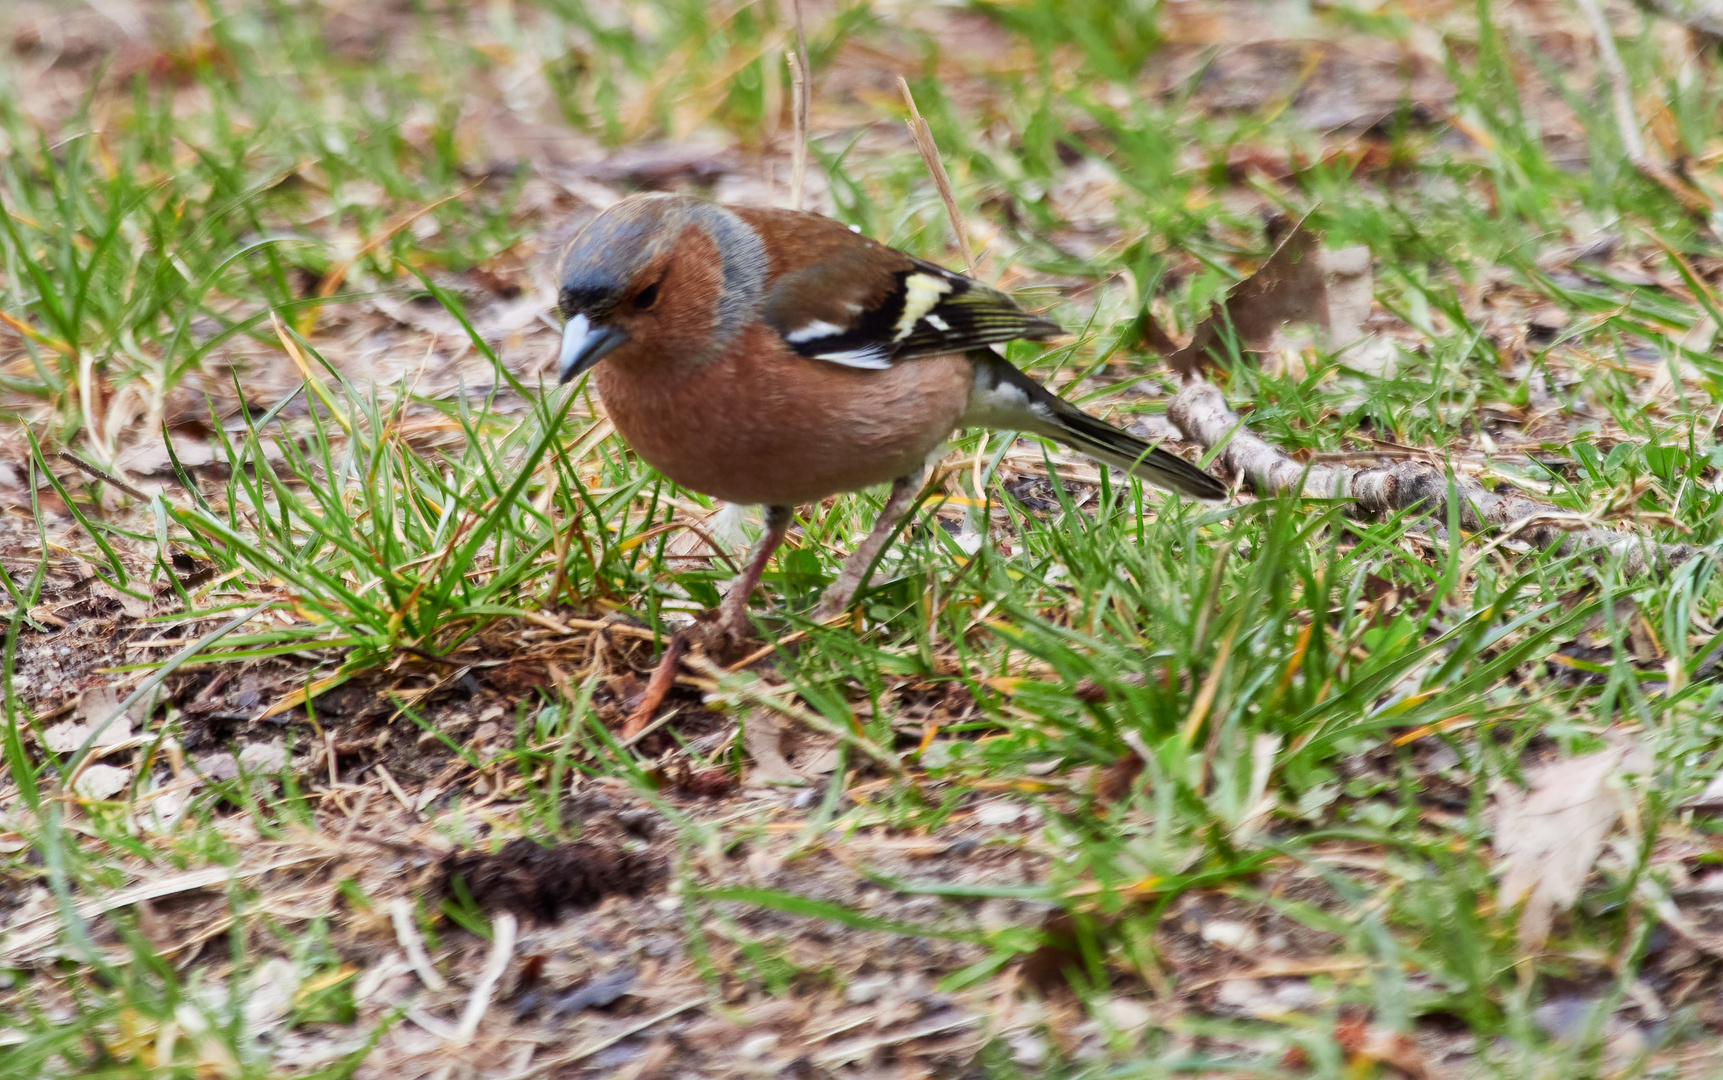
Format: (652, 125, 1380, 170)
(441, 837, 666, 922)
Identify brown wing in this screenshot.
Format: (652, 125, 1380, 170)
(733, 205, 1062, 370)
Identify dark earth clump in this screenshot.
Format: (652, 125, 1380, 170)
(439, 837, 666, 922)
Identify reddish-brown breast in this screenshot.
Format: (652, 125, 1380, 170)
(594, 321, 972, 507)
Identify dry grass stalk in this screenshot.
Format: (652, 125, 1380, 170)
(390, 896, 448, 991)
(896, 76, 972, 274)
(892, 76, 995, 532)
(294, 184, 477, 339)
(452, 910, 517, 1044)
(2, 851, 330, 964)
(786, 0, 811, 210)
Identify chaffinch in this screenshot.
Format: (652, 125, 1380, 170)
(555, 193, 1226, 641)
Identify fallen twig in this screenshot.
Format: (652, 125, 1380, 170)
(390, 896, 448, 991)
(1168, 380, 1694, 575)
(57, 450, 151, 502)
(453, 910, 517, 1044)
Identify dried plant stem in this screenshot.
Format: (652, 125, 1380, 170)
(1576, 0, 1648, 164)
(390, 896, 447, 991)
(894, 77, 989, 534)
(453, 910, 517, 1044)
(1168, 380, 1693, 575)
(58, 449, 150, 502)
(786, 52, 808, 210)
(786, 0, 811, 210)
(896, 77, 972, 274)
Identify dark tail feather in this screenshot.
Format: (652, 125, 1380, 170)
(972, 353, 1225, 499)
(1043, 403, 1227, 499)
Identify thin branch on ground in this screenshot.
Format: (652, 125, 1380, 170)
(452, 911, 517, 1044)
(56, 450, 151, 502)
(1168, 380, 1695, 575)
(390, 896, 448, 991)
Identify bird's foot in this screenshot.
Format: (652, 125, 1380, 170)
(809, 471, 924, 628)
(810, 580, 857, 625)
(712, 584, 760, 653)
(703, 503, 791, 655)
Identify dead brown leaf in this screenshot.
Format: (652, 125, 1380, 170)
(1166, 224, 1322, 376)
(1092, 751, 1145, 805)
(1494, 737, 1649, 949)
(1332, 1005, 1431, 1079)
(42, 684, 136, 753)
(741, 708, 809, 786)
(1164, 222, 1376, 376)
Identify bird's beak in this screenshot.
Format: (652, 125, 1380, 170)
(556, 313, 629, 384)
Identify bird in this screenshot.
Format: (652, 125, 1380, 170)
(554, 193, 1226, 644)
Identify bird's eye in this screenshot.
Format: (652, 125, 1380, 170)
(632, 282, 660, 310)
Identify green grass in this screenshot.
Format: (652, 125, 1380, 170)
(5, 0, 1723, 1076)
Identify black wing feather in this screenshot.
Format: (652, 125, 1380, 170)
(780, 257, 1062, 367)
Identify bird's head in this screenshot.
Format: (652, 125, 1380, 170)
(555, 194, 766, 383)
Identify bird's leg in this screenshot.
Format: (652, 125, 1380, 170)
(815, 470, 925, 621)
(715, 504, 793, 644)
(633, 509, 788, 725)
